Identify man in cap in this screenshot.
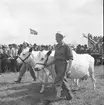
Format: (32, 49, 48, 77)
(54, 32, 73, 99)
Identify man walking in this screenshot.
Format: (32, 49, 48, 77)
(54, 32, 73, 100)
(15, 42, 36, 83)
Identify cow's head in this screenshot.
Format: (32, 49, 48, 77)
(17, 47, 33, 64)
(35, 50, 52, 71)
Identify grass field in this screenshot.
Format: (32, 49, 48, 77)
(0, 65, 104, 105)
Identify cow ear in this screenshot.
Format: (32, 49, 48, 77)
(29, 47, 32, 52)
(47, 50, 52, 56)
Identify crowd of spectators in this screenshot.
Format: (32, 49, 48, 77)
(0, 35, 103, 73)
(0, 35, 103, 55)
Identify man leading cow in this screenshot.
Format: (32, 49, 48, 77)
(51, 32, 73, 99)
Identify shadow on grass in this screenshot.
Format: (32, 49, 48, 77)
(0, 82, 61, 105)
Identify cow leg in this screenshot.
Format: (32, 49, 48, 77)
(88, 57, 96, 89)
(40, 70, 49, 93)
(40, 83, 45, 93)
(70, 79, 73, 90)
(72, 79, 80, 90)
(75, 79, 80, 90)
(40, 72, 49, 93)
(35, 71, 41, 82)
(39, 71, 45, 93)
(68, 78, 75, 90)
(89, 66, 96, 89)
(89, 72, 96, 90)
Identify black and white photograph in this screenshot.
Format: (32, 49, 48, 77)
(0, 0, 103, 105)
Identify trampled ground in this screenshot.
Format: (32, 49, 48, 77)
(0, 66, 104, 105)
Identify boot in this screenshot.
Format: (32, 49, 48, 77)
(33, 78, 36, 81)
(15, 78, 22, 83)
(65, 89, 73, 100)
(62, 81, 73, 100)
(33, 77, 36, 81)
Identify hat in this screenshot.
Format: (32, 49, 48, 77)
(23, 41, 28, 46)
(3, 45, 8, 48)
(56, 32, 65, 39)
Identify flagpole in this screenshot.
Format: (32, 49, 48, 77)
(28, 30, 31, 44)
(29, 28, 38, 44)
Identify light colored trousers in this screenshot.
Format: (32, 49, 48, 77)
(18, 63, 36, 80)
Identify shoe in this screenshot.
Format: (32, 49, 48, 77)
(15, 78, 21, 83)
(33, 78, 36, 81)
(65, 90, 73, 100)
(41, 100, 51, 105)
(62, 81, 73, 100)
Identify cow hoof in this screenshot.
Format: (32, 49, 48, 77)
(93, 84, 96, 90)
(33, 79, 36, 81)
(40, 87, 45, 93)
(93, 87, 96, 90)
(14, 80, 21, 83)
(40, 90, 44, 93)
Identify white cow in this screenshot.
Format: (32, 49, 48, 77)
(16, 47, 52, 93)
(34, 50, 96, 91)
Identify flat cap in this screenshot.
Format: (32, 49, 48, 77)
(56, 32, 65, 39)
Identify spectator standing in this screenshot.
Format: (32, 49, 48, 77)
(0, 45, 3, 73)
(15, 42, 36, 83)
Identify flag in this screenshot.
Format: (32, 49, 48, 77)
(30, 28, 38, 35)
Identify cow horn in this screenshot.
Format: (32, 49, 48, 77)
(47, 50, 52, 56)
(29, 47, 33, 52)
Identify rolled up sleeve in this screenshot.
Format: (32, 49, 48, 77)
(65, 45, 73, 60)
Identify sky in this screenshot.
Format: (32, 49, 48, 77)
(0, 0, 103, 45)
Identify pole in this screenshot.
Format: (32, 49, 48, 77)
(82, 33, 88, 47)
(28, 28, 31, 44)
(28, 34, 31, 44)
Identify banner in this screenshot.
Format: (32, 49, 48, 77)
(83, 33, 97, 48)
